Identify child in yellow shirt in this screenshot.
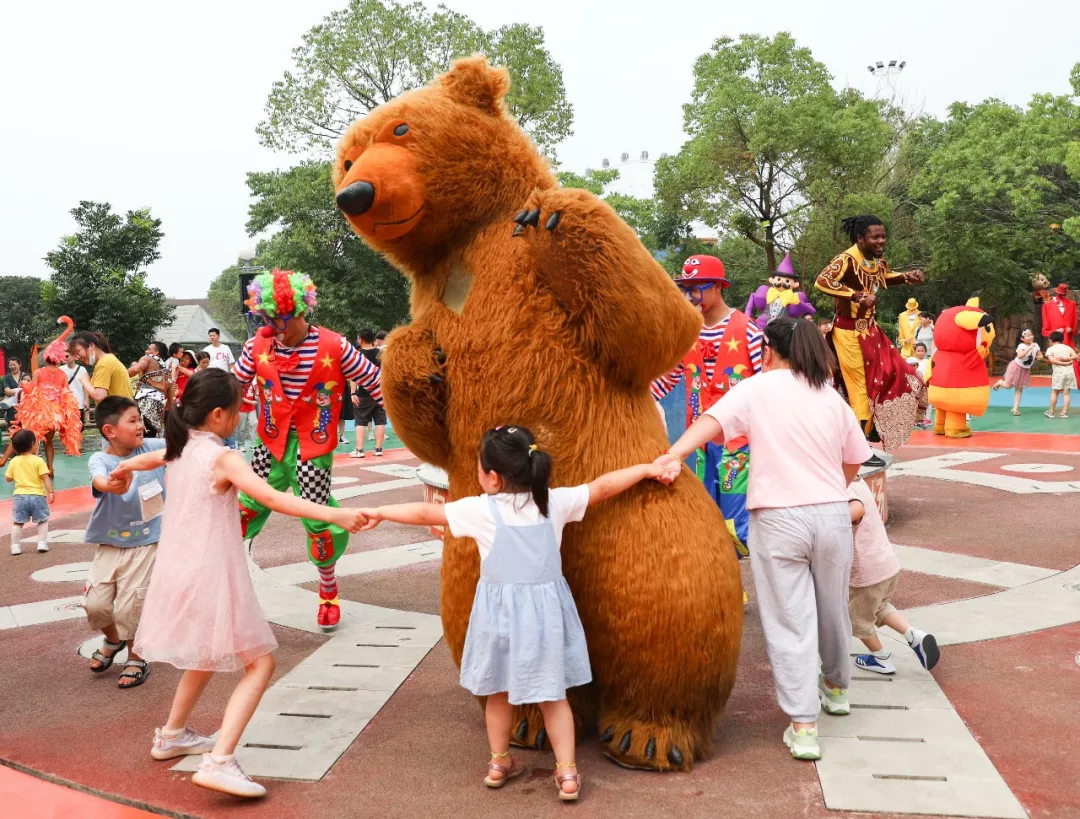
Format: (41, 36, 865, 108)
(5, 429, 55, 555)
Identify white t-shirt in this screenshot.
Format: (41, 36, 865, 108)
(444, 487, 590, 560)
(914, 325, 935, 356)
(202, 343, 235, 371)
(58, 362, 87, 408)
(1015, 342, 1039, 370)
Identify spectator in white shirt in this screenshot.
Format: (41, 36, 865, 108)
(201, 328, 235, 372)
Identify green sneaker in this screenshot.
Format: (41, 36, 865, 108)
(818, 675, 850, 715)
(783, 724, 821, 760)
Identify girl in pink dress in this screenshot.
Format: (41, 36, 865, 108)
(112, 369, 365, 799)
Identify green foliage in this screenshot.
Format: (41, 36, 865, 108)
(904, 85, 1080, 316)
(555, 168, 664, 251)
(41, 202, 173, 364)
(245, 162, 410, 334)
(657, 33, 891, 272)
(0, 276, 44, 364)
(206, 265, 250, 341)
(257, 0, 572, 158)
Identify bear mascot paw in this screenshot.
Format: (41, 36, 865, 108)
(333, 55, 743, 771)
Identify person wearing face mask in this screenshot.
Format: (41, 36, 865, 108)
(815, 215, 927, 467)
(651, 255, 762, 563)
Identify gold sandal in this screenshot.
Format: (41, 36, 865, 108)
(555, 761, 581, 802)
(484, 751, 526, 788)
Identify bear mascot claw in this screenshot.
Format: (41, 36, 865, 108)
(333, 56, 742, 771)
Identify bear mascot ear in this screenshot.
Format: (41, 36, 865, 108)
(440, 55, 510, 115)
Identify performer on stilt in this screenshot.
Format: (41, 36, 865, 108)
(815, 215, 927, 466)
(652, 255, 762, 563)
(234, 270, 382, 628)
(0, 317, 82, 474)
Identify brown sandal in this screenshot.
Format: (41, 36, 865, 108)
(484, 752, 526, 788)
(555, 761, 581, 802)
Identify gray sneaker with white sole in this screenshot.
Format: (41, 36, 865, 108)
(150, 726, 216, 760)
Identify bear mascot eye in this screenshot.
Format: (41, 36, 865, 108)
(393, 123, 409, 137)
(343, 159, 353, 172)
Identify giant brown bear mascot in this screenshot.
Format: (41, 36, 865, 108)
(333, 56, 742, 771)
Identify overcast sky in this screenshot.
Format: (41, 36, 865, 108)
(2, 0, 1077, 298)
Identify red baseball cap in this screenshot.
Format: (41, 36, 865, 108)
(677, 255, 730, 288)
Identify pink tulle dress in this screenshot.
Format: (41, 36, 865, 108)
(136, 431, 277, 671)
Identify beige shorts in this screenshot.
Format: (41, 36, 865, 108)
(82, 543, 158, 641)
(848, 574, 899, 639)
(1052, 368, 1078, 392)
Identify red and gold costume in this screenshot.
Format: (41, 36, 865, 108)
(815, 246, 926, 451)
(929, 298, 995, 439)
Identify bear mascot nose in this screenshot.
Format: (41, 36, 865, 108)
(336, 181, 376, 216)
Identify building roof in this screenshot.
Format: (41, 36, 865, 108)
(159, 303, 239, 347)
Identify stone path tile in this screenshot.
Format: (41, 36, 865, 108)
(332, 478, 421, 501)
(890, 451, 1080, 494)
(264, 540, 442, 586)
(5, 596, 84, 629)
(893, 545, 1057, 588)
(816, 640, 1026, 818)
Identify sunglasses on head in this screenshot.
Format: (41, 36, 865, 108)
(678, 283, 715, 304)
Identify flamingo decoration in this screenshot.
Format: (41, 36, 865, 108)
(43, 315, 75, 364)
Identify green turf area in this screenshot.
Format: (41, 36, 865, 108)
(970, 406, 1077, 434)
(1, 424, 406, 500)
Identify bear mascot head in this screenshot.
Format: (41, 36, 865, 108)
(333, 56, 743, 772)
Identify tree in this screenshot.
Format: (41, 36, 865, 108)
(555, 168, 666, 251)
(656, 33, 892, 273)
(41, 202, 174, 364)
(245, 162, 411, 334)
(905, 81, 1080, 315)
(257, 0, 572, 159)
(206, 265, 250, 341)
(0, 276, 44, 364)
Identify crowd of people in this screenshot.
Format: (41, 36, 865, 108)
(2, 230, 1075, 804)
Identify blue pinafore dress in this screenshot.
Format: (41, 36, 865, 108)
(459, 496, 593, 705)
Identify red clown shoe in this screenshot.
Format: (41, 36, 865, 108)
(317, 590, 341, 629)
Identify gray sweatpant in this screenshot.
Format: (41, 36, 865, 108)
(748, 503, 853, 723)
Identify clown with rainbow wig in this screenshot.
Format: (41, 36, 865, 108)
(234, 270, 382, 628)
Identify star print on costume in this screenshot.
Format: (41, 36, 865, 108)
(234, 269, 382, 630)
(726, 338, 741, 353)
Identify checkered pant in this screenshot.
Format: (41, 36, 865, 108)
(250, 444, 332, 505)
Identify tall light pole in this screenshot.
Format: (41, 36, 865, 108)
(867, 59, 906, 101)
(237, 247, 263, 341)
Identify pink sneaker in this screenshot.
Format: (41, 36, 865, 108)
(150, 726, 216, 760)
(192, 754, 267, 798)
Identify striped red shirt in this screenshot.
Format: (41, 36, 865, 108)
(234, 327, 381, 405)
(651, 315, 763, 400)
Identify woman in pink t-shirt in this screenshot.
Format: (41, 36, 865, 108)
(657, 317, 871, 763)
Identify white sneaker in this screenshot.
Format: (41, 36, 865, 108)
(151, 726, 217, 760)
(818, 675, 850, 715)
(37, 542, 49, 553)
(783, 724, 821, 760)
(192, 754, 266, 798)
(908, 629, 940, 670)
(10, 543, 22, 556)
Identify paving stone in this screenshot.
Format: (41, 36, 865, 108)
(817, 706, 971, 740)
(816, 771, 1027, 818)
(331, 478, 421, 501)
(274, 663, 415, 692)
(44, 529, 88, 543)
(361, 464, 418, 478)
(893, 544, 1056, 588)
(30, 562, 92, 583)
(846, 679, 952, 710)
(9, 596, 85, 627)
(817, 735, 1004, 780)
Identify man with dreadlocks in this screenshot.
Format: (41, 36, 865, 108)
(816, 216, 927, 465)
(234, 270, 382, 628)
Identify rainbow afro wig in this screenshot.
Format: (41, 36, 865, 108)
(246, 269, 318, 319)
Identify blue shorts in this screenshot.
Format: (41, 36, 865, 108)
(12, 494, 50, 524)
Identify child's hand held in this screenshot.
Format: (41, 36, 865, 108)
(358, 508, 382, 531)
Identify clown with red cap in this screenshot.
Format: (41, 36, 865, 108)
(234, 270, 383, 628)
(652, 255, 763, 562)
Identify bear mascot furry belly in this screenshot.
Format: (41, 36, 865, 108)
(332, 56, 742, 771)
